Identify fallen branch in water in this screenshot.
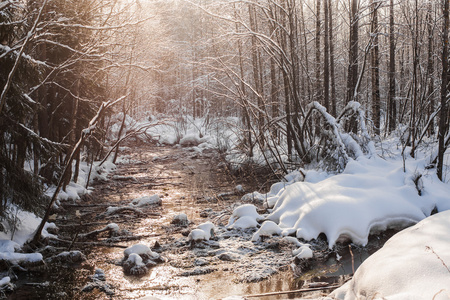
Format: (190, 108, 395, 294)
(242, 284, 341, 298)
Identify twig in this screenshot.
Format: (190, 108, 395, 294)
(349, 244, 355, 274)
(426, 246, 450, 273)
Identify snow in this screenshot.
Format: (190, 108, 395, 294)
(227, 204, 263, 226)
(188, 221, 216, 241)
(0, 252, 43, 264)
(0, 277, 11, 287)
(171, 213, 189, 225)
(130, 194, 161, 207)
(251, 221, 282, 241)
(330, 210, 450, 299)
(106, 223, 119, 232)
(179, 133, 204, 146)
(292, 245, 313, 259)
(228, 216, 258, 229)
(126, 253, 144, 266)
(124, 244, 159, 260)
(260, 155, 448, 248)
(0, 208, 56, 246)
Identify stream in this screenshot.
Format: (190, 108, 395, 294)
(7, 143, 396, 300)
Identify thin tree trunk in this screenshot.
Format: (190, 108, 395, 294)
(388, 0, 396, 133)
(315, 0, 322, 103)
(437, 0, 449, 181)
(411, 0, 419, 158)
(329, 0, 336, 116)
(346, 0, 359, 133)
(323, 0, 330, 112)
(370, 0, 380, 135)
(426, 1, 435, 136)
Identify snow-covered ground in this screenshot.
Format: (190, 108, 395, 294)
(329, 210, 450, 299)
(1, 112, 449, 298)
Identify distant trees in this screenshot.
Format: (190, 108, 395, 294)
(165, 0, 448, 178)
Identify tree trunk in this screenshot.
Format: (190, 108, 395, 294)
(426, 1, 435, 136)
(248, 3, 264, 142)
(328, 0, 336, 116)
(370, 0, 380, 135)
(411, 0, 419, 158)
(323, 0, 330, 112)
(346, 0, 359, 133)
(388, 0, 396, 133)
(437, 0, 449, 181)
(315, 0, 322, 104)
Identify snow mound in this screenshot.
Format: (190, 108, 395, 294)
(266, 157, 446, 248)
(251, 221, 282, 241)
(229, 216, 258, 229)
(331, 210, 450, 299)
(130, 194, 161, 207)
(171, 213, 189, 226)
(124, 244, 159, 261)
(293, 245, 313, 259)
(179, 133, 204, 146)
(123, 253, 148, 276)
(188, 221, 216, 241)
(227, 204, 263, 228)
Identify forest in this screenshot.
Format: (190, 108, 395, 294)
(0, 0, 449, 299)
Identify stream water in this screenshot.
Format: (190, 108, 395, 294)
(7, 143, 395, 300)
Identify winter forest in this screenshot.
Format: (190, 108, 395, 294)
(1, 0, 450, 299)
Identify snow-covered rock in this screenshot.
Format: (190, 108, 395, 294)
(179, 133, 203, 146)
(331, 210, 450, 299)
(122, 244, 163, 275)
(124, 244, 159, 261)
(171, 213, 189, 226)
(292, 245, 313, 259)
(130, 194, 161, 207)
(123, 253, 148, 275)
(227, 204, 262, 228)
(45, 250, 85, 264)
(228, 216, 258, 229)
(188, 221, 216, 242)
(251, 221, 282, 241)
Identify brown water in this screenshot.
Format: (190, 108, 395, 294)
(8, 144, 385, 300)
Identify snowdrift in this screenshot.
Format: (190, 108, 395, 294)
(330, 210, 450, 299)
(235, 155, 449, 249)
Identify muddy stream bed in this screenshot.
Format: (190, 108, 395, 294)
(8, 144, 396, 300)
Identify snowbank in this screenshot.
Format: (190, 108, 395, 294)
(230, 152, 449, 250)
(265, 156, 448, 248)
(0, 209, 56, 246)
(330, 210, 450, 299)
